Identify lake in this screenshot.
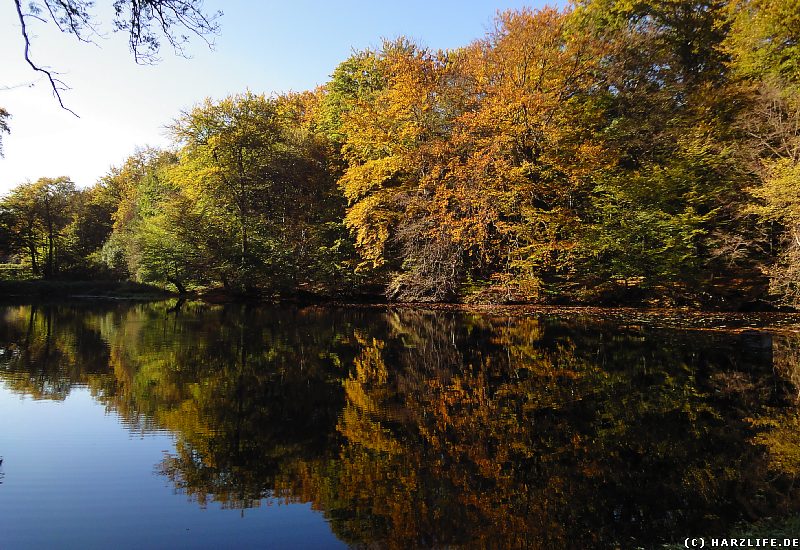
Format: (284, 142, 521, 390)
(1, 301, 800, 548)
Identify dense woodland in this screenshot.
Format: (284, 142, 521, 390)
(1, 0, 799, 307)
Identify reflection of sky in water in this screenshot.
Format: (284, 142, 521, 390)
(0, 386, 345, 549)
(1, 302, 799, 547)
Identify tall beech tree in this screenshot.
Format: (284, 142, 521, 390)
(170, 92, 337, 292)
(171, 93, 283, 289)
(94, 92, 354, 294)
(1, 177, 77, 278)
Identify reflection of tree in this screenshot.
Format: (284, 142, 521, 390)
(296, 311, 800, 548)
(2, 303, 800, 546)
(153, 320, 346, 509)
(95, 304, 352, 509)
(0, 304, 113, 399)
(747, 335, 800, 483)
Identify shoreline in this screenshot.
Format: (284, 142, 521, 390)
(0, 280, 175, 300)
(319, 301, 800, 333)
(3, 279, 800, 332)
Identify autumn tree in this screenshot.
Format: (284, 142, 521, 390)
(171, 93, 287, 290)
(442, 7, 609, 301)
(61, 179, 121, 272)
(334, 10, 609, 301)
(0, 177, 78, 277)
(169, 91, 350, 294)
(726, 0, 800, 305)
(554, 0, 757, 304)
(333, 39, 451, 297)
(99, 147, 206, 290)
(0, 182, 42, 273)
(33, 177, 77, 278)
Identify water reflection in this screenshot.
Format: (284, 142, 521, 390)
(1, 302, 799, 547)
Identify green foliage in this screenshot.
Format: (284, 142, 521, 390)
(98, 147, 181, 284)
(170, 92, 297, 290)
(0, 177, 81, 278)
(0, 107, 9, 157)
(2, 0, 800, 305)
(88, 92, 359, 295)
(725, 0, 800, 81)
(318, 50, 386, 148)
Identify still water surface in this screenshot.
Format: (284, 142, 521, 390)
(1, 301, 800, 548)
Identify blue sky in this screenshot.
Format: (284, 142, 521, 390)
(0, 0, 555, 193)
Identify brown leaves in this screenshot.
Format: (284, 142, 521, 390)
(330, 8, 611, 300)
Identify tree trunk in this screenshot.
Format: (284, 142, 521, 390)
(241, 220, 248, 263)
(44, 194, 54, 279)
(28, 243, 38, 275)
(240, 211, 251, 293)
(45, 225, 54, 279)
(167, 276, 187, 294)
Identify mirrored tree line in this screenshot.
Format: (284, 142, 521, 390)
(2, 303, 800, 546)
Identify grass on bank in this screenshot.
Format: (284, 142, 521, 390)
(0, 279, 174, 300)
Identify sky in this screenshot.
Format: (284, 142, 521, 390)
(0, 0, 554, 195)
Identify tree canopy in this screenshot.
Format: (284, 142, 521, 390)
(2, 0, 800, 307)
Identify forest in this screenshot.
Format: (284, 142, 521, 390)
(1, 0, 799, 308)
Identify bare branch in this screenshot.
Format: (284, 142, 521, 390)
(43, 0, 99, 43)
(9, 1, 220, 113)
(112, 0, 221, 65)
(13, 0, 79, 117)
(0, 76, 44, 91)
